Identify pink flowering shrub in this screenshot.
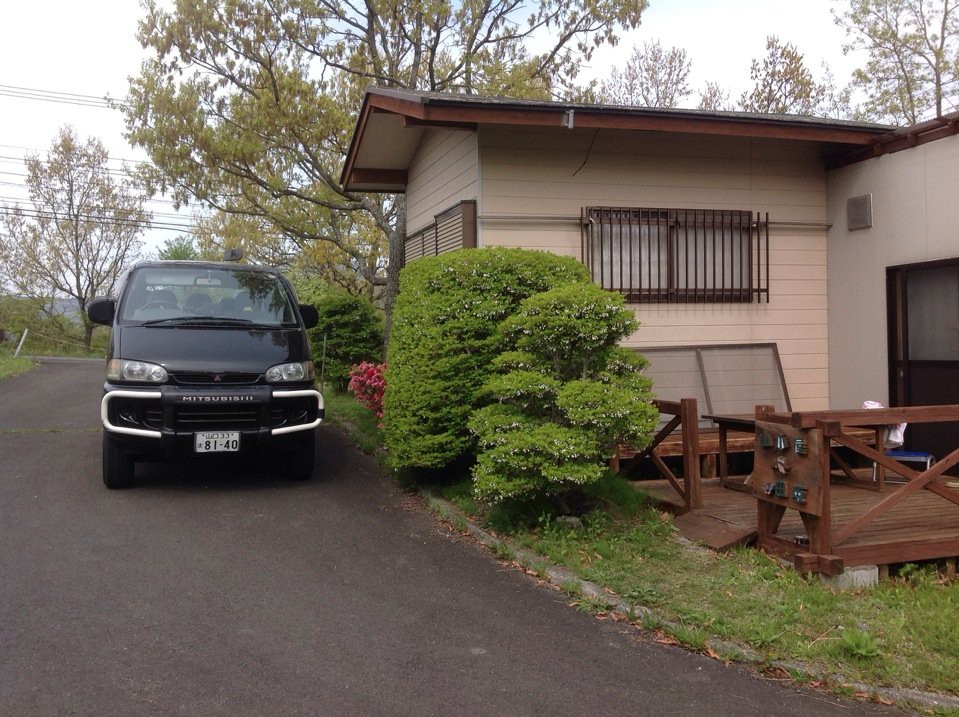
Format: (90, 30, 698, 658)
(348, 362, 387, 425)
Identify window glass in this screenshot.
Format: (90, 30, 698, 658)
(907, 264, 959, 361)
(118, 266, 295, 325)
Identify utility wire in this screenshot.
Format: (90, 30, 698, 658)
(0, 143, 151, 163)
(0, 197, 195, 222)
(0, 83, 126, 110)
(0, 206, 197, 233)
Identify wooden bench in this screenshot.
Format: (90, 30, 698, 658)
(619, 428, 756, 461)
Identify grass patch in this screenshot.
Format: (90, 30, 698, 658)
(322, 391, 382, 455)
(505, 477, 959, 696)
(0, 353, 36, 380)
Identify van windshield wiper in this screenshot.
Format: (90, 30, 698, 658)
(139, 316, 279, 329)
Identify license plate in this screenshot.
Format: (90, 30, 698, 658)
(195, 432, 240, 453)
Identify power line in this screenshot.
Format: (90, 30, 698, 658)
(0, 144, 155, 167)
(0, 196, 195, 222)
(0, 83, 126, 110)
(0, 206, 197, 233)
(0, 185, 189, 209)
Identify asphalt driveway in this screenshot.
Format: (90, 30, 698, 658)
(0, 360, 906, 715)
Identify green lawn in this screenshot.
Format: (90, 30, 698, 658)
(0, 353, 36, 380)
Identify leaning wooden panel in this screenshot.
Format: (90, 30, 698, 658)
(750, 421, 825, 517)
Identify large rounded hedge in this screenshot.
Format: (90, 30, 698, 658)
(383, 248, 590, 470)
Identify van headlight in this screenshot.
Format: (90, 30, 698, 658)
(265, 361, 314, 383)
(107, 359, 168, 383)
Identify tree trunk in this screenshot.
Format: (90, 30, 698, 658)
(82, 317, 95, 351)
(382, 195, 407, 351)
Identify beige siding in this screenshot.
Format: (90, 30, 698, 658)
(406, 129, 479, 233)
(826, 134, 959, 409)
(478, 125, 832, 410)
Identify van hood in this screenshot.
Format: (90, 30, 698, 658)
(116, 325, 308, 374)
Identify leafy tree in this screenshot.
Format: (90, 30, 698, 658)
(599, 40, 692, 108)
(836, 0, 959, 124)
(699, 81, 733, 111)
(124, 0, 646, 339)
(191, 211, 297, 267)
(0, 127, 148, 349)
(739, 36, 829, 115)
(157, 235, 201, 261)
(470, 283, 657, 504)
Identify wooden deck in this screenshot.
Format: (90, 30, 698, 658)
(641, 476, 959, 569)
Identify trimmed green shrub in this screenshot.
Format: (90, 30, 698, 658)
(470, 282, 657, 504)
(307, 293, 384, 390)
(384, 248, 590, 470)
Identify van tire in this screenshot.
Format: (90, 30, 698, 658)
(288, 431, 315, 481)
(103, 431, 135, 489)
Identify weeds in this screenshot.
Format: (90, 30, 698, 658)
(574, 594, 612, 614)
(492, 541, 516, 562)
(839, 629, 882, 660)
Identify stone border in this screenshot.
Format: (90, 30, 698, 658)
(424, 490, 959, 713)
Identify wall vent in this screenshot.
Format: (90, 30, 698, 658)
(847, 193, 873, 231)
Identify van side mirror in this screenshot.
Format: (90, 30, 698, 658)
(88, 297, 116, 325)
(299, 304, 318, 329)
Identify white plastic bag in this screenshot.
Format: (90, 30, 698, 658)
(862, 400, 906, 448)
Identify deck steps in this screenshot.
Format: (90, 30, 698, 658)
(673, 511, 757, 551)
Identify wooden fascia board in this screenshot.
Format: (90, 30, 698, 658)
(386, 101, 883, 146)
(365, 93, 428, 120)
(829, 115, 959, 169)
(340, 97, 378, 187)
(344, 168, 408, 189)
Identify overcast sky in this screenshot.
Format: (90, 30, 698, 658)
(0, 0, 861, 252)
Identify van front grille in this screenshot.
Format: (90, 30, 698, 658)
(172, 372, 261, 385)
(172, 406, 261, 431)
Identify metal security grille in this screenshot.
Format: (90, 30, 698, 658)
(582, 207, 769, 303)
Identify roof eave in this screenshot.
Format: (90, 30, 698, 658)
(341, 88, 896, 192)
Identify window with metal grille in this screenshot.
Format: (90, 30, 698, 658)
(582, 207, 769, 303)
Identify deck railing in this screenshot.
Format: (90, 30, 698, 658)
(614, 398, 703, 510)
(754, 404, 959, 574)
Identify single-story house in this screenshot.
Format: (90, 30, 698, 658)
(342, 88, 959, 456)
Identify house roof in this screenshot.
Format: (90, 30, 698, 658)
(340, 88, 896, 192)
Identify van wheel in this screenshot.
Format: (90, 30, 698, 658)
(103, 432, 135, 489)
(288, 431, 315, 481)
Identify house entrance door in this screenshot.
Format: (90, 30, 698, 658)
(887, 260, 959, 462)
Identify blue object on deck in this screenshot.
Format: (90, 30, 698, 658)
(872, 449, 935, 481)
(885, 450, 935, 470)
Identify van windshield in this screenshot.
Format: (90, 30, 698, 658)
(118, 266, 297, 327)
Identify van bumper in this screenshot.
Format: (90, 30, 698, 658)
(100, 384, 324, 454)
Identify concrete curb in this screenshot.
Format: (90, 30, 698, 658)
(423, 490, 959, 713)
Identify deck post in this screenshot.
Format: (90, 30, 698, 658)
(810, 424, 833, 556)
(680, 397, 702, 509)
